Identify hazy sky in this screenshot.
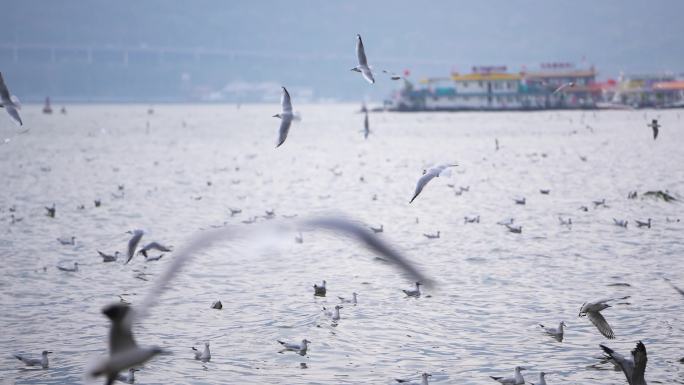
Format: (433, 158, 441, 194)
(1, 0, 683, 101)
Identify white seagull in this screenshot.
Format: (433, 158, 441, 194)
(530, 372, 547, 385)
(0, 72, 22, 126)
(338, 292, 358, 304)
(403, 282, 422, 297)
(273, 86, 294, 148)
(579, 296, 630, 339)
(87, 304, 164, 385)
(410, 163, 458, 203)
(98, 250, 120, 263)
(57, 262, 79, 272)
(396, 373, 432, 385)
(490, 366, 526, 384)
(125, 230, 145, 264)
(351, 34, 375, 84)
(599, 341, 647, 385)
(539, 321, 566, 341)
(192, 342, 211, 362)
(277, 339, 310, 354)
(115, 368, 138, 384)
(14, 350, 51, 369)
(323, 305, 342, 321)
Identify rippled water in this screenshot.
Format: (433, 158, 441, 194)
(1, 104, 683, 385)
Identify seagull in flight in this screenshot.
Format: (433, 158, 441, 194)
(273, 87, 294, 147)
(410, 163, 458, 203)
(351, 34, 375, 84)
(87, 304, 164, 385)
(579, 296, 630, 339)
(599, 341, 647, 385)
(0, 72, 22, 126)
(552, 82, 575, 94)
(125, 230, 145, 264)
(490, 366, 526, 384)
(647, 119, 660, 140)
(13, 350, 51, 369)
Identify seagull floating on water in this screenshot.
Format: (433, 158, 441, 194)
(0, 72, 22, 126)
(192, 342, 211, 362)
(314, 280, 327, 296)
(506, 224, 522, 234)
(579, 296, 630, 339)
(635, 218, 651, 228)
(613, 218, 628, 228)
(277, 339, 310, 354)
(229, 208, 242, 216)
(540, 189, 550, 195)
(514, 197, 526, 205)
(530, 371, 547, 385)
(490, 366, 526, 385)
(539, 321, 566, 341)
(98, 250, 120, 263)
(593, 199, 606, 208)
(323, 305, 342, 321)
(273, 87, 294, 148)
(115, 368, 138, 384)
(211, 300, 223, 309)
(423, 231, 440, 239)
(13, 350, 51, 369)
(559, 217, 572, 226)
(45, 204, 56, 218)
(497, 218, 515, 226)
(351, 34, 375, 84)
(464, 215, 480, 224)
(57, 262, 79, 272)
(57, 236, 76, 245)
(370, 224, 384, 233)
(410, 163, 458, 203)
(403, 282, 422, 297)
(396, 373, 432, 385)
(338, 292, 358, 304)
(600, 341, 647, 385)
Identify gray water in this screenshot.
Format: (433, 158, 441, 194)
(1, 105, 682, 385)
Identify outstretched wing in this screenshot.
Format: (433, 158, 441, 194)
(632, 341, 647, 384)
(600, 344, 635, 383)
(410, 173, 436, 203)
(281, 87, 292, 114)
(356, 34, 368, 66)
(276, 117, 292, 148)
(5, 104, 22, 126)
(588, 311, 615, 339)
(126, 231, 144, 264)
(0, 72, 12, 103)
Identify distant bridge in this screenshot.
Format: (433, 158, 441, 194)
(0, 43, 453, 67)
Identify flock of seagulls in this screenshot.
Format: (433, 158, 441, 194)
(4, 34, 681, 385)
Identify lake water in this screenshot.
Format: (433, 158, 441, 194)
(0, 104, 682, 384)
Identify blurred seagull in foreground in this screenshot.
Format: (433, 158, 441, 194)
(490, 366, 526, 384)
(579, 296, 630, 339)
(192, 342, 211, 362)
(0, 72, 23, 126)
(403, 282, 422, 297)
(396, 373, 432, 385)
(600, 341, 647, 385)
(273, 86, 294, 148)
(647, 119, 660, 140)
(87, 303, 164, 385)
(530, 372, 547, 385)
(663, 277, 684, 296)
(351, 34, 375, 84)
(14, 350, 51, 368)
(539, 321, 566, 341)
(115, 368, 138, 384)
(410, 163, 458, 203)
(125, 230, 145, 264)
